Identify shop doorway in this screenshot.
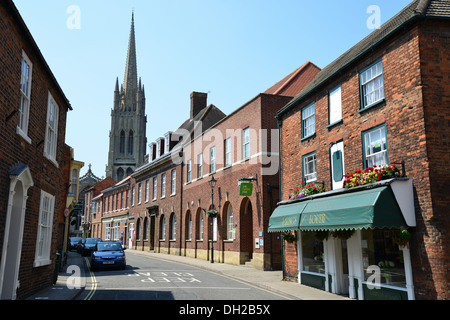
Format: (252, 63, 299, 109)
(332, 239, 350, 296)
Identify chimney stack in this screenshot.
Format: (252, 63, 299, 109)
(190, 92, 207, 119)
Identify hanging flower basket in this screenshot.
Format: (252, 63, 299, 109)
(331, 229, 355, 240)
(314, 230, 330, 241)
(289, 182, 325, 200)
(393, 228, 411, 247)
(281, 232, 298, 243)
(206, 209, 218, 218)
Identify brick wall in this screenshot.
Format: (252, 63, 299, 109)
(279, 20, 448, 299)
(0, 2, 70, 299)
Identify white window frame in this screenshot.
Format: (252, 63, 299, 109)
(242, 128, 250, 160)
(131, 186, 135, 206)
(227, 204, 234, 240)
(360, 60, 385, 109)
(303, 152, 317, 184)
(363, 125, 388, 168)
(105, 222, 111, 240)
(198, 154, 203, 178)
(17, 50, 33, 143)
(34, 190, 55, 267)
(187, 213, 192, 241)
(138, 183, 142, 204)
(153, 177, 157, 200)
(187, 160, 192, 183)
(302, 102, 315, 139)
(43, 92, 59, 166)
(171, 169, 176, 195)
(145, 180, 149, 202)
(210, 147, 216, 173)
(198, 214, 203, 241)
(329, 84, 342, 125)
(160, 216, 166, 240)
(224, 138, 231, 167)
(170, 214, 177, 240)
(113, 221, 120, 241)
(161, 173, 166, 198)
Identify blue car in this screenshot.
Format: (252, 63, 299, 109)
(90, 241, 126, 271)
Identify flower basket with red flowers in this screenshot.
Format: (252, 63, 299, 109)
(343, 164, 401, 189)
(289, 182, 325, 200)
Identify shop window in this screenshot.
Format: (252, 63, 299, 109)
(361, 229, 406, 288)
(301, 231, 325, 274)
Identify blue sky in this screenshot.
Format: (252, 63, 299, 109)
(13, 0, 412, 178)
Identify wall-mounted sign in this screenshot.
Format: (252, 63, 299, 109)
(239, 182, 253, 196)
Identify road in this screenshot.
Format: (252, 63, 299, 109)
(78, 251, 291, 300)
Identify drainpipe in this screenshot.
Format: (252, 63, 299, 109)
(276, 115, 285, 279)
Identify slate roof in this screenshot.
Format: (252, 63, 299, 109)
(277, 0, 450, 118)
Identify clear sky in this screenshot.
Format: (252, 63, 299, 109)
(13, 0, 412, 178)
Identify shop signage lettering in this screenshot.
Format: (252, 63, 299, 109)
(282, 216, 298, 227)
(306, 213, 326, 225)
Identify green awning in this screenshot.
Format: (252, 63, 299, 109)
(268, 202, 308, 232)
(269, 186, 407, 232)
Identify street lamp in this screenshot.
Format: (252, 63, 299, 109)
(209, 175, 217, 263)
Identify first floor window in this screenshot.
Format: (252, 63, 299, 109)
(34, 190, 55, 266)
(171, 169, 176, 195)
(153, 177, 157, 200)
(363, 124, 388, 168)
(44, 93, 59, 164)
(303, 152, 317, 184)
(161, 173, 166, 198)
(242, 128, 250, 160)
(187, 160, 192, 183)
(210, 147, 216, 173)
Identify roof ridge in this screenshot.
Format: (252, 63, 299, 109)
(273, 62, 312, 95)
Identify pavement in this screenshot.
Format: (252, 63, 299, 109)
(26, 249, 350, 301)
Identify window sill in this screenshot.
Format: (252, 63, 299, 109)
(359, 99, 385, 114)
(44, 153, 59, 168)
(33, 259, 52, 268)
(16, 127, 32, 144)
(300, 133, 316, 142)
(326, 119, 343, 129)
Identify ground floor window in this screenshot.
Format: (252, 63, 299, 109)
(105, 223, 111, 240)
(361, 229, 406, 288)
(301, 231, 324, 274)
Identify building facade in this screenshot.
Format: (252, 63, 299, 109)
(270, 0, 449, 300)
(106, 13, 147, 182)
(0, 0, 73, 299)
(129, 62, 320, 270)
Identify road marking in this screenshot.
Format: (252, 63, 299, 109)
(84, 257, 97, 300)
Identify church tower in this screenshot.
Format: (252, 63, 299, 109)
(106, 13, 147, 181)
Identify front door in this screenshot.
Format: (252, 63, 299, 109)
(330, 141, 345, 190)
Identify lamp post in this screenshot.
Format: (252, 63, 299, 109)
(209, 175, 217, 263)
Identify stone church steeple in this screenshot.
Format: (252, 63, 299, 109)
(106, 12, 147, 181)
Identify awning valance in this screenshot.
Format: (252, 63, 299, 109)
(269, 181, 413, 233)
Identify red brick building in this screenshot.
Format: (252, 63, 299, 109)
(0, 0, 73, 299)
(270, 0, 449, 300)
(129, 63, 320, 270)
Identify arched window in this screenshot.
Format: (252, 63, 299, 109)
(186, 211, 192, 241)
(128, 130, 134, 155)
(126, 167, 133, 177)
(160, 215, 165, 240)
(143, 217, 148, 240)
(226, 203, 234, 240)
(117, 168, 124, 181)
(119, 130, 125, 154)
(198, 211, 203, 241)
(170, 213, 177, 240)
(136, 218, 141, 241)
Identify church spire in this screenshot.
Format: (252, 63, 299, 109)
(123, 11, 138, 97)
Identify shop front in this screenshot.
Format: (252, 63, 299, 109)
(269, 178, 416, 300)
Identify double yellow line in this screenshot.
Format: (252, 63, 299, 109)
(84, 257, 97, 300)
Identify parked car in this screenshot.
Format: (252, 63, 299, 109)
(76, 238, 86, 254)
(68, 237, 81, 251)
(90, 241, 126, 271)
(80, 238, 102, 256)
